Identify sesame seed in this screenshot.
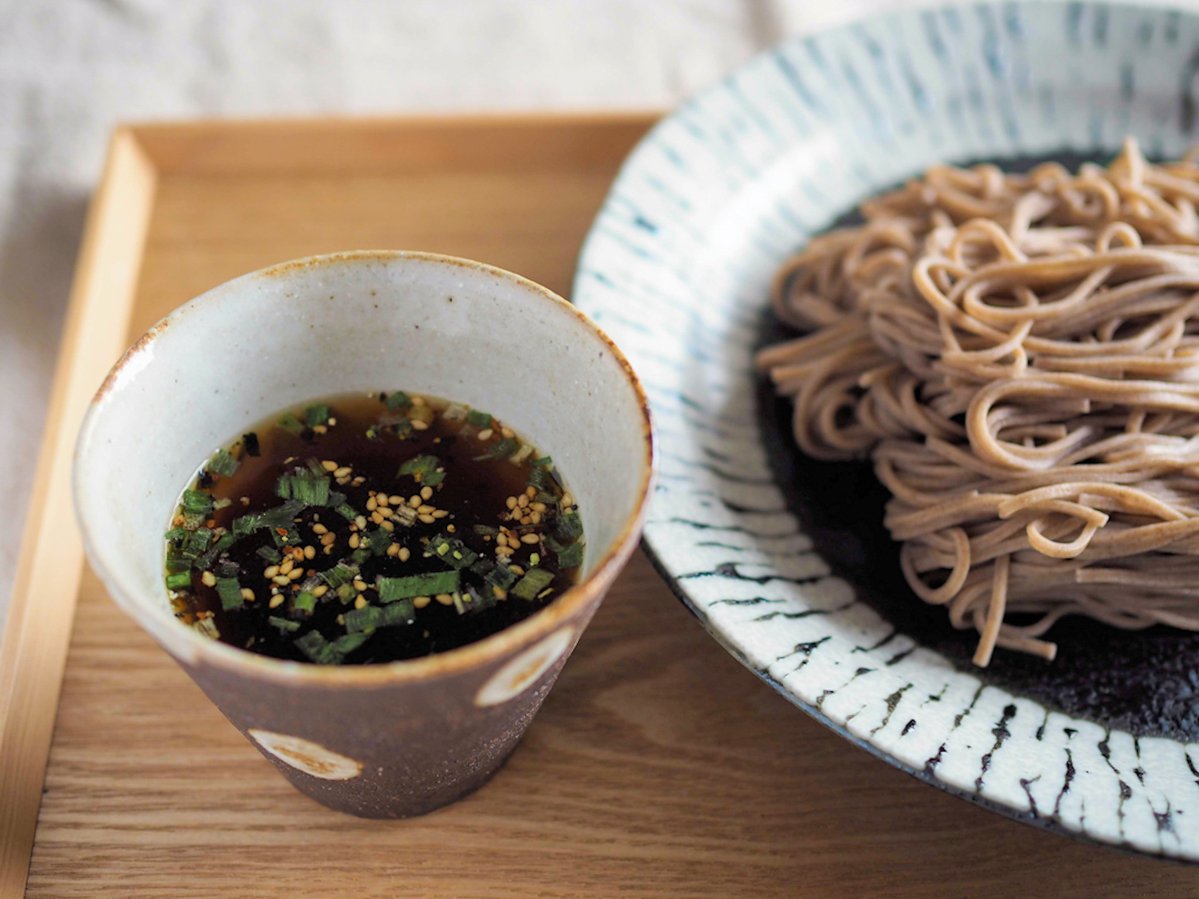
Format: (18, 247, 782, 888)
(312, 523, 328, 535)
(399, 546, 411, 561)
(496, 545, 514, 556)
(321, 460, 338, 472)
(272, 575, 291, 586)
(562, 492, 574, 508)
(446, 524, 457, 533)
(336, 477, 350, 486)
(241, 588, 256, 601)
(435, 593, 454, 606)
(433, 509, 449, 519)
(530, 512, 542, 524)
(349, 533, 360, 549)
(200, 571, 216, 587)
(477, 428, 493, 441)
(390, 495, 404, 506)
(509, 566, 524, 576)
(413, 595, 431, 609)
(304, 545, 316, 560)
(370, 511, 384, 525)
(417, 504, 434, 514)
(418, 514, 435, 524)
(525, 486, 537, 498)
(288, 568, 304, 581)
(380, 520, 395, 532)
(334, 466, 352, 478)
(496, 534, 508, 548)
(269, 594, 284, 609)
(377, 494, 390, 507)
(531, 502, 547, 512)
(518, 495, 529, 508)
(351, 476, 366, 486)
(387, 543, 400, 557)
(279, 558, 294, 574)
(411, 419, 429, 431)
(263, 565, 280, 579)
(353, 578, 367, 591)
(313, 585, 329, 598)
(354, 595, 368, 609)
(521, 533, 540, 544)
(354, 515, 368, 530)
(502, 427, 514, 439)
(328, 417, 337, 426)
(420, 486, 433, 501)
(366, 497, 377, 511)
(320, 533, 335, 546)
(409, 495, 421, 508)
(506, 496, 518, 510)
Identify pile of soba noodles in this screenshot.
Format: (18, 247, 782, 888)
(757, 139, 1199, 666)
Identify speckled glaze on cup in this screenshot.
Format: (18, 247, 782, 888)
(73, 251, 654, 818)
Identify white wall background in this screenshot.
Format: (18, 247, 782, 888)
(0, 0, 1190, 630)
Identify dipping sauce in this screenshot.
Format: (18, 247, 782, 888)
(164, 391, 583, 664)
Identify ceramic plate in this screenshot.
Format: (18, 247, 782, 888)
(574, 0, 1199, 860)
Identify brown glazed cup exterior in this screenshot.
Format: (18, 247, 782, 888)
(73, 252, 654, 817)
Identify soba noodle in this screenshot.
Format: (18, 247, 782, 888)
(757, 139, 1199, 666)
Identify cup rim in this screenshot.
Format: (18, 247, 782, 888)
(74, 249, 656, 685)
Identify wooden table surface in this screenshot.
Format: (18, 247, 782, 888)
(16, 116, 1199, 897)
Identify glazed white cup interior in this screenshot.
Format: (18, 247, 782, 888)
(74, 251, 653, 675)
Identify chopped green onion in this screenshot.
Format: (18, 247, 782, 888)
(232, 513, 260, 537)
(215, 577, 244, 610)
(165, 527, 188, 543)
(465, 585, 496, 613)
(423, 534, 478, 570)
(294, 630, 328, 662)
(384, 390, 412, 411)
(534, 491, 559, 506)
(257, 499, 306, 530)
(215, 559, 240, 579)
(466, 409, 492, 427)
(343, 605, 382, 633)
(321, 562, 359, 589)
(472, 525, 499, 537)
(277, 412, 306, 435)
(293, 591, 317, 615)
(556, 541, 585, 569)
(184, 528, 213, 557)
(555, 510, 583, 540)
(296, 630, 369, 664)
(377, 570, 460, 602)
(398, 454, 441, 482)
(276, 470, 331, 505)
(476, 437, 518, 461)
(165, 571, 191, 590)
(351, 548, 371, 566)
(269, 616, 300, 633)
(511, 568, 554, 601)
(208, 448, 240, 476)
(304, 404, 331, 428)
(333, 500, 358, 521)
(182, 489, 213, 517)
(533, 455, 554, 468)
(366, 528, 391, 556)
(256, 545, 282, 564)
(196, 533, 236, 570)
(165, 552, 191, 573)
(485, 564, 517, 591)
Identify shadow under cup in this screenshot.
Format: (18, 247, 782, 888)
(73, 251, 654, 818)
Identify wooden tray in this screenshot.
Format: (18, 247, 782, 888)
(2, 114, 1194, 897)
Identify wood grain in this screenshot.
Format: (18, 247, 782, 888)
(0, 129, 156, 899)
(17, 115, 1199, 897)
